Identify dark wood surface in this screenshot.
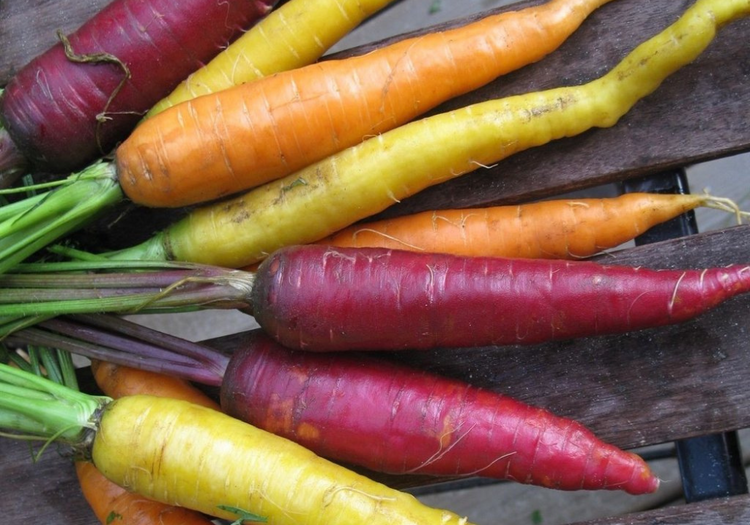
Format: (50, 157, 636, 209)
(1, 0, 750, 524)
(568, 494, 750, 525)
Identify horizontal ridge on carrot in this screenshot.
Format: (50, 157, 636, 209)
(0, 0, 615, 272)
(0, 362, 474, 525)
(0, 0, 276, 179)
(250, 244, 750, 351)
(103, 0, 749, 270)
(8, 315, 660, 494)
(10, 344, 218, 525)
(318, 192, 748, 259)
(76, 361, 220, 525)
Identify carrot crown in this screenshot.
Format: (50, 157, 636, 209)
(0, 361, 109, 446)
(0, 161, 123, 274)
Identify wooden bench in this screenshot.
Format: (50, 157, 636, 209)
(1, 0, 749, 523)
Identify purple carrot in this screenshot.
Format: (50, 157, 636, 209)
(250, 245, 750, 351)
(0, 0, 276, 178)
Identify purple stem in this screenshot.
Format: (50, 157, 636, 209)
(8, 315, 229, 386)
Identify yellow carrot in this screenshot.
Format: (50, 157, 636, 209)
(147, 0, 398, 117)
(0, 360, 474, 525)
(109, 0, 749, 268)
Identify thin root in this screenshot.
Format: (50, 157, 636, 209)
(700, 190, 750, 225)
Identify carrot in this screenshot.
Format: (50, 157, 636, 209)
(317, 192, 749, 259)
(90, 359, 220, 410)
(75, 462, 216, 525)
(0, 0, 276, 179)
(147, 0, 400, 118)
(76, 362, 219, 525)
(119, 0, 615, 208)
(103, 0, 750, 270)
(0, 363, 474, 525)
(0, 0, 615, 272)
(5, 344, 217, 525)
(9, 316, 660, 494)
(250, 244, 750, 351)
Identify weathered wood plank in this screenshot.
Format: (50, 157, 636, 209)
(569, 494, 750, 525)
(0, 0, 108, 84)
(347, 0, 750, 217)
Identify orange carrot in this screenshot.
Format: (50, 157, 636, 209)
(118, 0, 614, 207)
(75, 462, 215, 525)
(76, 361, 219, 525)
(319, 192, 747, 259)
(89, 359, 220, 410)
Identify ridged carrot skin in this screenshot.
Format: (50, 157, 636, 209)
(75, 362, 219, 525)
(121, 0, 749, 269)
(117, 0, 614, 207)
(92, 395, 473, 525)
(75, 461, 215, 525)
(0, 0, 275, 174)
(250, 245, 750, 352)
(319, 193, 734, 259)
(147, 0, 399, 117)
(221, 331, 659, 494)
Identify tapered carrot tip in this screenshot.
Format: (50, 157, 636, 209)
(579, 447, 660, 495)
(609, 451, 661, 495)
(522, 420, 661, 494)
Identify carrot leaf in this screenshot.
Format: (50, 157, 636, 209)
(216, 504, 268, 524)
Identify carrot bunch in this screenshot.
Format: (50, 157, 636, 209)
(100, 0, 750, 269)
(6, 314, 660, 494)
(0, 0, 616, 273)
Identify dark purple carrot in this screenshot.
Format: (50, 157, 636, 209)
(0, 0, 276, 179)
(8, 315, 659, 495)
(250, 244, 750, 352)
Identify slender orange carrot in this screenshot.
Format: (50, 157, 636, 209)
(318, 193, 747, 259)
(117, 0, 614, 207)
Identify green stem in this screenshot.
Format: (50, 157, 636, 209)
(0, 362, 109, 443)
(104, 231, 171, 262)
(0, 161, 124, 274)
(0, 262, 256, 337)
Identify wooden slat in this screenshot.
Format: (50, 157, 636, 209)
(0, 0, 108, 85)
(569, 494, 750, 525)
(346, 0, 750, 217)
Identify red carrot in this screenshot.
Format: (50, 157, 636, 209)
(9, 316, 659, 495)
(251, 244, 750, 351)
(221, 331, 659, 494)
(0, 0, 275, 178)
